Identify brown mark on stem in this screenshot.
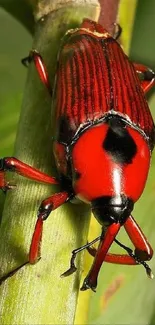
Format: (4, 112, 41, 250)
(101, 274, 125, 310)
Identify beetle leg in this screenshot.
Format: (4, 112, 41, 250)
(87, 243, 141, 265)
(87, 215, 153, 279)
(124, 215, 153, 278)
(21, 49, 52, 96)
(29, 191, 70, 263)
(0, 261, 29, 285)
(61, 235, 101, 277)
(0, 157, 59, 192)
(113, 23, 122, 40)
(87, 243, 138, 264)
(0, 192, 71, 285)
(81, 223, 121, 292)
(134, 63, 155, 94)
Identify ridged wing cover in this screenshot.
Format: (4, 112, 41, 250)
(53, 24, 155, 149)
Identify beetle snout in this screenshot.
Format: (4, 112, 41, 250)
(92, 195, 134, 226)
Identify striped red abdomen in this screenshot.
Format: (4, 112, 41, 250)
(53, 28, 155, 149)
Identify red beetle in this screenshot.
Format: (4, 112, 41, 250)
(0, 19, 155, 291)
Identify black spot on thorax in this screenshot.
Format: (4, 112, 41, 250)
(103, 117, 137, 164)
(56, 115, 74, 144)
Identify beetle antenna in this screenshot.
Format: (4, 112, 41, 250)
(114, 238, 154, 279)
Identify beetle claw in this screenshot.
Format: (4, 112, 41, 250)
(86, 245, 97, 257)
(80, 276, 96, 292)
(61, 265, 77, 277)
(1, 182, 16, 193)
(145, 266, 154, 279)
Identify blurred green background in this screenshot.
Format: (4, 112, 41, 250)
(0, 0, 155, 324)
(0, 7, 32, 155)
(0, 6, 32, 215)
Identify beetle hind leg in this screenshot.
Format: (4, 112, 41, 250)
(21, 49, 52, 96)
(113, 23, 122, 40)
(134, 63, 155, 94)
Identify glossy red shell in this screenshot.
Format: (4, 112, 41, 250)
(53, 20, 155, 149)
(71, 123, 150, 203)
(52, 19, 155, 206)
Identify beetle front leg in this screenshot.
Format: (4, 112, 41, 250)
(0, 157, 59, 192)
(124, 215, 153, 278)
(22, 50, 52, 96)
(61, 235, 101, 277)
(29, 191, 71, 263)
(87, 215, 153, 279)
(134, 63, 155, 94)
(81, 223, 121, 292)
(87, 243, 140, 265)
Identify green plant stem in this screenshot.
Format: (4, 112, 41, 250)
(0, 3, 99, 324)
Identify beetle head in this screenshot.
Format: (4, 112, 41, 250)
(91, 195, 134, 226)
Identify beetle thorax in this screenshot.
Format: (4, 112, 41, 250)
(71, 118, 150, 217)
